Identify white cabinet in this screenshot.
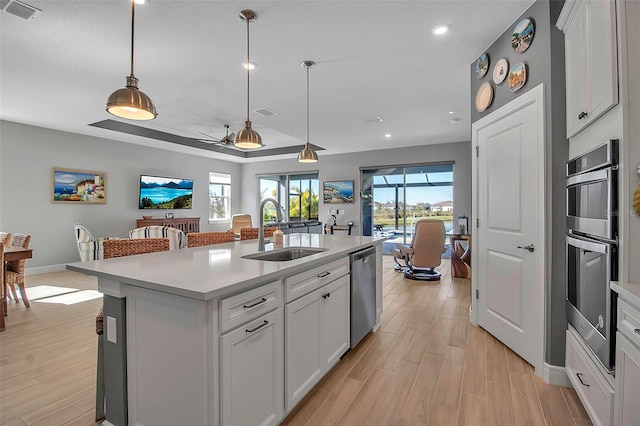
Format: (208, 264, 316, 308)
(614, 297, 640, 425)
(557, 0, 618, 138)
(285, 274, 350, 411)
(220, 308, 284, 426)
(565, 327, 615, 426)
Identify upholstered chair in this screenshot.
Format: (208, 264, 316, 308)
(230, 214, 253, 239)
(129, 226, 186, 250)
(187, 231, 235, 247)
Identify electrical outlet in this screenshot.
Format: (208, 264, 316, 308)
(107, 316, 117, 344)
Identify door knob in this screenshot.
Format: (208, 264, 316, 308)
(517, 244, 535, 253)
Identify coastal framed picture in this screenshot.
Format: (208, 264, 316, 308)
(51, 167, 107, 204)
(323, 180, 354, 203)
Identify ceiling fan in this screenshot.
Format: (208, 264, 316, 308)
(197, 124, 236, 146)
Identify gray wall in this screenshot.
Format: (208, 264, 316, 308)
(470, 0, 568, 366)
(240, 141, 472, 236)
(0, 120, 241, 270)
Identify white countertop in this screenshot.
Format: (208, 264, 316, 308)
(611, 281, 640, 309)
(67, 234, 385, 301)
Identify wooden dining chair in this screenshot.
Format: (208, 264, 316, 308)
(5, 233, 31, 307)
(95, 237, 170, 421)
(240, 227, 277, 241)
(187, 231, 235, 247)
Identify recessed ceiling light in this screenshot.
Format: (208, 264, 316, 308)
(134, 0, 146, 4)
(384, 134, 392, 138)
(432, 24, 451, 35)
(448, 110, 458, 115)
(243, 61, 256, 70)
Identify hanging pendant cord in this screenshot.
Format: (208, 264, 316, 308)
(246, 17, 250, 121)
(130, 0, 135, 78)
(306, 65, 310, 144)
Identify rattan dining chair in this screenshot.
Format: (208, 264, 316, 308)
(95, 237, 170, 421)
(1, 244, 5, 331)
(187, 231, 235, 247)
(240, 227, 277, 241)
(0, 232, 11, 247)
(5, 233, 31, 307)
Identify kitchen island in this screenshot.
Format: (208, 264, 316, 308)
(67, 233, 385, 426)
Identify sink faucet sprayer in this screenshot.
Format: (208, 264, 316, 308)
(258, 198, 282, 251)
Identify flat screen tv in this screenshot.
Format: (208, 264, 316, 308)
(139, 175, 193, 209)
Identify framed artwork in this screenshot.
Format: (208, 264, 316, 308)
(51, 167, 106, 204)
(323, 180, 354, 203)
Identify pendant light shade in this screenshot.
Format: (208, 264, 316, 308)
(106, 0, 157, 120)
(234, 10, 263, 149)
(298, 61, 318, 163)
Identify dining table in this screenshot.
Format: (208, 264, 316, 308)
(1, 246, 33, 331)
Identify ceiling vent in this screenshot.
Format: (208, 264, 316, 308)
(2, 0, 40, 19)
(254, 108, 277, 117)
(360, 116, 383, 124)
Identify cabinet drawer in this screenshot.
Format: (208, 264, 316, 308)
(565, 329, 614, 426)
(220, 281, 282, 333)
(618, 297, 640, 349)
(284, 258, 349, 303)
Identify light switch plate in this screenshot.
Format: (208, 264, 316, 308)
(106, 316, 117, 344)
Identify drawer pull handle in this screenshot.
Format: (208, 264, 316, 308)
(576, 373, 590, 387)
(317, 271, 331, 278)
(246, 320, 269, 333)
(635, 328, 640, 335)
(243, 298, 267, 309)
(578, 111, 588, 120)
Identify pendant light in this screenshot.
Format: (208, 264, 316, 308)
(234, 10, 263, 149)
(106, 0, 157, 120)
(298, 61, 319, 163)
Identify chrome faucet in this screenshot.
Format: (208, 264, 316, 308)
(258, 198, 282, 251)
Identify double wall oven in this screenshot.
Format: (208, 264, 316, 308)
(566, 139, 618, 373)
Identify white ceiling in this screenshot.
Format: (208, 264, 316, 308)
(0, 0, 534, 163)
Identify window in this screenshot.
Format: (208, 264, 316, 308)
(209, 172, 231, 223)
(258, 172, 319, 221)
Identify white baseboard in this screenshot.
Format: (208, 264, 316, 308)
(26, 264, 67, 276)
(543, 362, 571, 387)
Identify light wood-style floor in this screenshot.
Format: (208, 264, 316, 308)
(0, 257, 591, 426)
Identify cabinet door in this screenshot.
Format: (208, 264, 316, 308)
(585, 0, 618, 128)
(565, 1, 589, 138)
(322, 275, 350, 368)
(221, 309, 283, 426)
(285, 289, 323, 411)
(615, 333, 640, 426)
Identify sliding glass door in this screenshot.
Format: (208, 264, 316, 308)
(361, 163, 454, 251)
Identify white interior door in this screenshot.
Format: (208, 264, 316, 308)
(472, 84, 545, 374)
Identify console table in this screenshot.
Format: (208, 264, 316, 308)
(450, 234, 471, 279)
(324, 224, 353, 235)
(136, 217, 200, 233)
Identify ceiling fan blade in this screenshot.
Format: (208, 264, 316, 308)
(197, 131, 221, 144)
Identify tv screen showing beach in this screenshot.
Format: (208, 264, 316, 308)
(139, 175, 193, 209)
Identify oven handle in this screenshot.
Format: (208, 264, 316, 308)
(566, 168, 611, 187)
(566, 235, 608, 254)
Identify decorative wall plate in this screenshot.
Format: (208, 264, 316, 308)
(475, 53, 489, 79)
(475, 82, 493, 112)
(508, 62, 527, 92)
(512, 18, 535, 53)
(493, 58, 509, 84)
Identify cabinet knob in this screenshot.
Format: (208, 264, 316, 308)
(635, 328, 640, 335)
(578, 111, 588, 120)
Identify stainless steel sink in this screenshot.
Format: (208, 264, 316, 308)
(242, 247, 327, 262)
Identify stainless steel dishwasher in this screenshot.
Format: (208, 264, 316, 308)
(349, 246, 377, 348)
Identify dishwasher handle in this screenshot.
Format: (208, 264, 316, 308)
(350, 246, 376, 263)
